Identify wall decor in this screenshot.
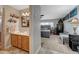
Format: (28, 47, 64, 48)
(8, 14, 19, 23)
(70, 8, 77, 18)
(64, 14, 69, 20)
(21, 16, 29, 27)
(63, 7, 77, 21)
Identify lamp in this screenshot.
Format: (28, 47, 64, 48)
(71, 18, 79, 34)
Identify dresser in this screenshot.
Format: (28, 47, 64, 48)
(69, 34, 79, 51)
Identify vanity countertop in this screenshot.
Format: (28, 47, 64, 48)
(10, 31, 29, 36)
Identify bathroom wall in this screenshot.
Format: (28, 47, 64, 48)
(3, 5, 20, 48)
(3, 5, 41, 54)
(0, 8, 2, 32)
(3, 5, 30, 48)
(0, 7, 3, 44)
(0, 16, 2, 32)
(19, 8, 30, 34)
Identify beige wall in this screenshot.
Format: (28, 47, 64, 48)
(3, 5, 20, 48)
(3, 5, 30, 48)
(2, 5, 41, 54)
(19, 8, 30, 33)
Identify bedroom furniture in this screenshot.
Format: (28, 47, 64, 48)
(41, 25, 51, 38)
(60, 33, 79, 51)
(56, 19, 64, 35)
(59, 33, 69, 44)
(11, 34, 29, 52)
(69, 34, 79, 51)
(41, 30, 50, 38)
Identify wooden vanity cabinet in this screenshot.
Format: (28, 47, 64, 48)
(11, 34, 29, 52)
(17, 36, 22, 48)
(11, 34, 18, 47)
(22, 36, 29, 51)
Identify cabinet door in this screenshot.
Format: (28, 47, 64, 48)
(18, 36, 22, 48)
(11, 34, 18, 47)
(0, 32, 1, 42)
(22, 36, 29, 51)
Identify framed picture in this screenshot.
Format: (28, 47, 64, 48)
(64, 14, 69, 20)
(21, 16, 29, 27)
(70, 8, 77, 18)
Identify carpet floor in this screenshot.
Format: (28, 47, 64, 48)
(38, 35, 78, 54)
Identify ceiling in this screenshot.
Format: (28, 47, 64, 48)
(10, 5, 77, 20)
(40, 5, 77, 20)
(10, 5, 29, 10)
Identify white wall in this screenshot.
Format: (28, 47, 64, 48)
(30, 5, 41, 53)
(64, 6, 79, 34)
(64, 21, 74, 34)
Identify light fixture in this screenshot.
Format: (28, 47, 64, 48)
(22, 12, 30, 16)
(71, 18, 79, 34)
(71, 18, 79, 24)
(22, 13, 26, 16)
(26, 12, 30, 16)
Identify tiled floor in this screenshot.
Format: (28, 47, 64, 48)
(0, 47, 28, 54)
(38, 35, 78, 54)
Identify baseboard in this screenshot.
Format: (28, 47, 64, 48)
(35, 45, 41, 54)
